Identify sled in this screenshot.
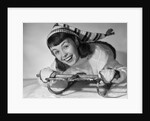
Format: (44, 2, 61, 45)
(36, 71, 120, 97)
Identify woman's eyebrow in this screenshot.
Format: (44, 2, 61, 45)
(61, 41, 68, 47)
(51, 49, 57, 52)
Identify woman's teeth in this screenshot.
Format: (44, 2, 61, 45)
(65, 55, 72, 62)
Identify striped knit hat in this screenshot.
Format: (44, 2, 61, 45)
(47, 23, 110, 43)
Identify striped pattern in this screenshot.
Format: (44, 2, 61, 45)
(47, 23, 104, 43)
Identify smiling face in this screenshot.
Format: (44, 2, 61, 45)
(50, 38, 79, 66)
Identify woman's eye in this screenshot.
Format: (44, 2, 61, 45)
(63, 45, 69, 49)
(54, 51, 59, 55)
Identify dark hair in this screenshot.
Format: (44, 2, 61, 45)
(47, 33, 75, 48)
(47, 32, 93, 71)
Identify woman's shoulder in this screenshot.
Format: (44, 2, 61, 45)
(89, 42, 107, 54)
(89, 42, 116, 59)
(88, 43, 108, 60)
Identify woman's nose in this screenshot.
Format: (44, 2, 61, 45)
(61, 50, 68, 59)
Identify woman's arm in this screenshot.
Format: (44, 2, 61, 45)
(37, 66, 62, 87)
(100, 57, 127, 84)
(99, 59, 127, 98)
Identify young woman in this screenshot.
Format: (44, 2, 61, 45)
(37, 23, 127, 98)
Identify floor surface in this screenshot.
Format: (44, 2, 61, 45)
(23, 78, 127, 98)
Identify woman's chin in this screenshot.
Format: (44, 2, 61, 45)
(63, 56, 79, 66)
(65, 61, 75, 66)
(64, 59, 76, 66)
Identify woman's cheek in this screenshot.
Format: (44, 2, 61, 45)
(56, 54, 61, 61)
(70, 47, 77, 58)
(74, 52, 79, 62)
(67, 47, 72, 53)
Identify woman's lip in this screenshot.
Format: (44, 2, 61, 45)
(67, 56, 73, 62)
(64, 55, 73, 62)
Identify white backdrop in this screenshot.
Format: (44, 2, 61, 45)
(8, 8, 142, 113)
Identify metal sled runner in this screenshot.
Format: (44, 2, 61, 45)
(36, 71, 120, 97)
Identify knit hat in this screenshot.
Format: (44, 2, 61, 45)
(47, 23, 113, 43)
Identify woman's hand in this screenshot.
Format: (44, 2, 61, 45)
(99, 68, 116, 83)
(37, 67, 57, 87)
(105, 28, 115, 36)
